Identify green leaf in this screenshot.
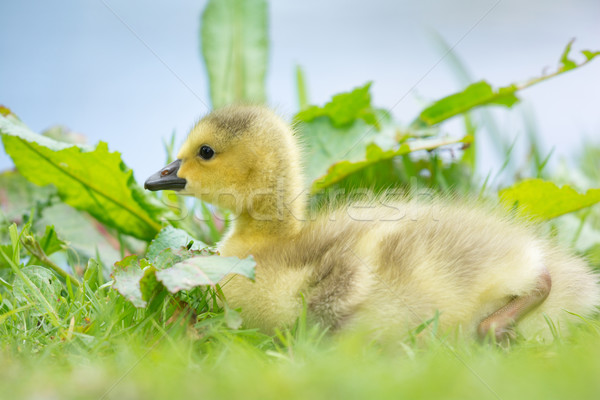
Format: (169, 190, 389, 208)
(296, 82, 379, 128)
(295, 64, 309, 110)
(0, 170, 56, 222)
(83, 258, 100, 289)
(201, 0, 269, 108)
(294, 84, 392, 186)
(414, 81, 520, 127)
(224, 305, 243, 329)
(139, 265, 160, 304)
(297, 117, 380, 185)
(112, 255, 161, 308)
(146, 226, 208, 262)
(151, 247, 215, 270)
(0, 114, 163, 240)
(312, 136, 473, 192)
(112, 255, 153, 308)
(13, 265, 62, 314)
(0, 105, 13, 117)
(8, 223, 20, 265)
(1, 245, 59, 325)
(35, 203, 123, 268)
(499, 179, 600, 220)
(0, 244, 12, 269)
(582, 50, 600, 62)
(38, 226, 65, 257)
(112, 245, 220, 306)
(559, 39, 577, 71)
(414, 40, 600, 127)
(156, 255, 255, 293)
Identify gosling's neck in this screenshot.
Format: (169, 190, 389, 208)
(219, 177, 308, 258)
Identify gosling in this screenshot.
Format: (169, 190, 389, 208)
(145, 105, 600, 342)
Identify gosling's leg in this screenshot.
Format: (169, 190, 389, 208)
(478, 267, 552, 342)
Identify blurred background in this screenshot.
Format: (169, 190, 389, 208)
(1, 0, 599, 183)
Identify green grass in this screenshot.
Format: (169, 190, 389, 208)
(2, 308, 600, 399)
(1, 252, 600, 400)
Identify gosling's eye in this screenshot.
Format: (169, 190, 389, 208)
(199, 145, 215, 160)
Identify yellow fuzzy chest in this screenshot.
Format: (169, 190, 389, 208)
(219, 266, 312, 334)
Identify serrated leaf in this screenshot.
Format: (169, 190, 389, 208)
(0, 114, 163, 240)
(112, 246, 220, 306)
(146, 226, 208, 262)
(112, 256, 146, 307)
(414, 81, 520, 127)
(152, 247, 192, 270)
(201, 0, 268, 108)
(296, 82, 379, 128)
(499, 179, 600, 220)
(112, 255, 161, 308)
(153, 246, 216, 270)
(156, 255, 255, 293)
(297, 117, 380, 185)
(413, 41, 600, 127)
(13, 265, 62, 313)
(312, 136, 472, 192)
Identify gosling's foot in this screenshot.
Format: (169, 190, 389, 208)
(478, 319, 517, 344)
(478, 267, 552, 343)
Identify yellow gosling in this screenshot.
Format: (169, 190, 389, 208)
(145, 105, 600, 342)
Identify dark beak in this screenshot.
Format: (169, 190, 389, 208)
(144, 159, 187, 191)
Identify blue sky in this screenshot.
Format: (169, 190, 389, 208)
(1, 0, 599, 183)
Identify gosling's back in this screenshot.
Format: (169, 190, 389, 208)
(223, 197, 600, 340)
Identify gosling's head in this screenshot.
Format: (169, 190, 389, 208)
(145, 105, 305, 216)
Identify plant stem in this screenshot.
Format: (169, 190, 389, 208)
(21, 237, 81, 287)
